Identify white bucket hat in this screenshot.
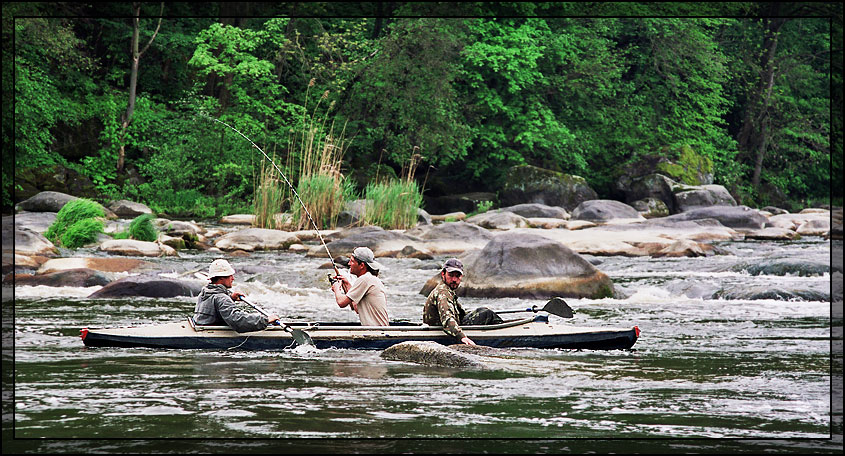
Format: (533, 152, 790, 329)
(208, 259, 235, 278)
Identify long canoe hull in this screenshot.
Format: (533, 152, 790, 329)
(81, 316, 639, 351)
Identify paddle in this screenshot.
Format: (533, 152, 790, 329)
(496, 297, 574, 319)
(238, 297, 314, 347)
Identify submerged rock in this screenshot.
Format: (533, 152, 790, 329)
(88, 275, 205, 298)
(13, 268, 112, 287)
(714, 285, 829, 302)
(731, 259, 830, 277)
(381, 341, 486, 369)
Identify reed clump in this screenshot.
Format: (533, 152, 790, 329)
(361, 152, 424, 230)
(253, 83, 352, 230)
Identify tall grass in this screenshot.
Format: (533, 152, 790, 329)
(254, 81, 352, 230)
(361, 152, 424, 229)
(45, 198, 106, 246)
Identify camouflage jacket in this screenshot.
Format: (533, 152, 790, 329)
(423, 281, 467, 340)
(193, 283, 268, 333)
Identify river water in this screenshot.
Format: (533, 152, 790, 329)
(3, 236, 842, 453)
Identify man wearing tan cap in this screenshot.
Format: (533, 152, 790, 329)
(330, 247, 390, 326)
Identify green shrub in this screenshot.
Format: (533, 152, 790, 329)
(292, 174, 355, 230)
(60, 218, 104, 248)
(128, 214, 158, 242)
(45, 198, 106, 245)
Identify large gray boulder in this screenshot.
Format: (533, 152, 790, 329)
(465, 211, 529, 230)
(14, 191, 77, 212)
(619, 173, 679, 214)
(99, 239, 178, 257)
(107, 199, 153, 217)
(37, 257, 155, 274)
(88, 275, 205, 298)
(499, 165, 597, 211)
(13, 268, 112, 287)
(405, 221, 494, 255)
(3, 221, 57, 257)
(499, 203, 569, 219)
(661, 206, 768, 230)
(571, 200, 645, 222)
(8, 212, 57, 234)
(311, 226, 420, 258)
(674, 184, 737, 212)
(420, 232, 614, 299)
(214, 228, 300, 251)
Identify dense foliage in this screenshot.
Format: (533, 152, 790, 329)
(6, 3, 840, 216)
(44, 198, 105, 247)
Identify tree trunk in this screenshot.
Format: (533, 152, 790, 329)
(117, 2, 162, 174)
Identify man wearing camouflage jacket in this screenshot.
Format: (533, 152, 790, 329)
(423, 258, 503, 345)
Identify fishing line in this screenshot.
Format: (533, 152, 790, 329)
(200, 115, 340, 275)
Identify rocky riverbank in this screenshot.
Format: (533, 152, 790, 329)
(4, 190, 841, 301)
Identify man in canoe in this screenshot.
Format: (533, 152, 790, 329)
(193, 259, 279, 332)
(330, 247, 390, 326)
(423, 258, 503, 345)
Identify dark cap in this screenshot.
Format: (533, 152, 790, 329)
(442, 258, 463, 274)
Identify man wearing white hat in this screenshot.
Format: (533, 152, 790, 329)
(330, 247, 389, 326)
(193, 259, 279, 332)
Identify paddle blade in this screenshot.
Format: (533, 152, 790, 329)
(284, 326, 314, 347)
(542, 297, 574, 318)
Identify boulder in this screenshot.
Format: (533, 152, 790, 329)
(673, 184, 737, 212)
(650, 240, 715, 258)
(714, 285, 829, 302)
(8, 212, 57, 234)
(430, 212, 467, 222)
(98, 239, 178, 257)
(796, 218, 830, 236)
(420, 232, 614, 299)
(417, 208, 433, 226)
(762, 206, 790, 215)
(630, 197, 670, 219)
(107, 199, 153, 217)
(158, 220, 205, 237)
(336, 199, 367, 227)
(618, 173, 679, 214)
(88, 275, 205, 298)
(571, 200, 645, 223)
(661, 206, 767, 230)
(13, 268, 112, 287)
(3, 219, 57, 256)
(526, 218, 568, 229)
(381, 341, 485, 369)
(499, 164, 598, 211)
(466, 211, 529, 230)
(499, 203, 569, 219)
(214, 228, 300, 251)
(37, 257, 154, 274)
(14, 191, 77, 212)
(219, 214, 255, 225)
(743, 227, 802, 241)
(405, 221, 493, 254)
(730, 259, 829, 277)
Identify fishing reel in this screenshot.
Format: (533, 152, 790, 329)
(327, 273, 338, 285)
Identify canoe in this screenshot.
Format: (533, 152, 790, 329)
(80, 315, 640, 351)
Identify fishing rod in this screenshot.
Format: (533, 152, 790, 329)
(203, 115, 341, 278)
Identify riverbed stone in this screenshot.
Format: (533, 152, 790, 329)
(631, 197, 670, 219)
(661, 205, 767, 230)
(13, 268, 112, 288)
(466, 211, 529, 230)
(743, 227, 802, 240)
(730, 259, 829, 277)
(214, 228, 300, 251)
(796, 218, 830, 236)
(650, 239, 715, 258)
(219, 214, 255, 225)
(4, 224, 58, 257)
(571, 200, 645, 223)
(98, 239, 177, 257)
(499, 203, 569, 220)
(381, 341, 486, 369)
(430, 212, 467, 223)
(87, 275, 205, 298)
(526, 218, 568, 229)
(420, 232, 614, 299)
(405, 221, 494, 254)
(714, 285, 829, 302)
(8, 212, 57, 234)
(673, 184, 737, 211)
(313, 226, 421, 258)
(107, 199, 153, 217)
(37, 257, 155, 274)
(14, 191, 77, 212)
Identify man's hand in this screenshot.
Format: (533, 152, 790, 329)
(231, 291, 245, 302)
(266, 314, 280, 324)
(460, 336, 476, 346)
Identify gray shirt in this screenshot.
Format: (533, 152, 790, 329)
(193, 283, 268, 333)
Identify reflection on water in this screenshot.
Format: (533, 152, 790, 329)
(5, 239, 840, 453)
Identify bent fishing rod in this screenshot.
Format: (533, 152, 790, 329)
(203, 115, 341, 278)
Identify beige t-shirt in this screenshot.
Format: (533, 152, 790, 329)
(345, 272, 389, 326)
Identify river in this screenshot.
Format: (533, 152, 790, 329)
(3, 237, 842, 453)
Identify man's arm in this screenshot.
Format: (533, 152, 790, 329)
(217, 295, 270, 333)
